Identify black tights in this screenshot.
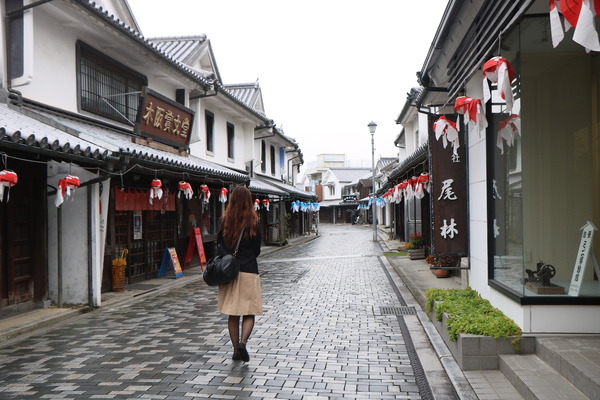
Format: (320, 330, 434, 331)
(228, 315, 255, 351)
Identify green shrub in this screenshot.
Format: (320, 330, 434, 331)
(425, 287, 522, 350)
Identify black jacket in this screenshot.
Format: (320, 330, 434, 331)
(216, 224, 262, 274)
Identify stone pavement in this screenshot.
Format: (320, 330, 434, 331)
(0, 224, 468, 399)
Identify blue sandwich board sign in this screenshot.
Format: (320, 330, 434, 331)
(157, 247, 184, 279)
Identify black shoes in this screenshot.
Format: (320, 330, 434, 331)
(237, 343, 250, 362)
(232, 352, 243, 361)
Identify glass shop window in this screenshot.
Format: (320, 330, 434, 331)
(489, 16, 600, 299)
(404, 194, 421, 242)
(77, 41, 145, 124)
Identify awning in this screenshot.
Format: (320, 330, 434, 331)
(248, 177, 287, 196)
(319, 199, 343, 207)
(255, 174, 316, 201)
(378, 142, 428, 195)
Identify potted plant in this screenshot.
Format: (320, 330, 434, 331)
(426, 255, 459, 278)
(405, 233, 425, 260)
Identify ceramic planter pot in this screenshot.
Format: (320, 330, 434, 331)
(430, 267, 451, 278)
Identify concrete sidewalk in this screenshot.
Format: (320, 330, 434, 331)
(376, 227, 466, 309)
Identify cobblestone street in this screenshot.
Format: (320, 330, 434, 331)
(0, 224, 452, 399)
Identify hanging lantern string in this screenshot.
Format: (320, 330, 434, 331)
(0, 152, 242, 189)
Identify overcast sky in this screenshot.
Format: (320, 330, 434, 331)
(127, 0, 449, 171)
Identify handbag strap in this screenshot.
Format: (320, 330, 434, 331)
(232, 226, 246, 257)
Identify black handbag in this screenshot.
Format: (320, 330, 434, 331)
(203, 227, 245, 286)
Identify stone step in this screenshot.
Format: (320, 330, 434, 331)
(463, 370, 525, 400)
(535, 337, 600, 400)
(500, 353, 589, 400)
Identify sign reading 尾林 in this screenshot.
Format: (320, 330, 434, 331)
(429, 114, 468, 256)
(135, 87, 194, 148)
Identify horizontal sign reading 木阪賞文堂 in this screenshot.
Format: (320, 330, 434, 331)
(135, 87, 194, 148)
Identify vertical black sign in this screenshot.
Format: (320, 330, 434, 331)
(429, 114, 468, 256)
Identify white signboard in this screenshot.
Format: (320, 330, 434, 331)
(569, 221, 598, 296)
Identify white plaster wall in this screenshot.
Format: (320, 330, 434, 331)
(528, 306, 600, 333)
(194, 105, 252, 172)
(95, 178, 111, 306)
(404, 119, 419, 153)
(251, 137, 263, 174)
(464, 72, 491, 300)
(417, 112, 429, 148)
(21, 6, 199, 116)
(47, 163, 100, 305)
(251, 136, 290, 181)
(15, 9, 75, 108)
(237, 121, 255, 172)
(9, 4, 34, 89)
(488, 288, 529, 330)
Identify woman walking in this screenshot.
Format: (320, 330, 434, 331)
(217, 185, 262, 362)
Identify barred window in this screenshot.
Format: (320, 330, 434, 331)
(77, 41, 146, 124)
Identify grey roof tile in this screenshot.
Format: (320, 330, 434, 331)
(0, 102, 110, 162)
(223, 82, 266, 116)
(255, 174, 315, 200)
(7, 101, 248, 182)
(329, 168, 372, 183)
(248, 177, 287, 196)
(46, 112, 248, 182)
(148, 36, 208, 65)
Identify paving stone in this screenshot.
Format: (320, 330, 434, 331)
(0, 225, 434, 399)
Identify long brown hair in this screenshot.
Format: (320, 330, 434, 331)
(222, 185, 258, 248)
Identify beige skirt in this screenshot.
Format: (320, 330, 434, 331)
(217, 272, 263, 316)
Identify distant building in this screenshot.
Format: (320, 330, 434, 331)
(300, 154, 384, 224)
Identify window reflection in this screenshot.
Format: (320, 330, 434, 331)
(490, 17, 599, 298)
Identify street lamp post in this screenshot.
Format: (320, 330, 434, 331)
(368, 121, 377, 242)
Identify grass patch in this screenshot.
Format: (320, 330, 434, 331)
(383, 251, 407, 257)
(425, 287, 522, 350)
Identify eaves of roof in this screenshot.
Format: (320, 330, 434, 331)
(148, 36, 208, 65)
(248, 177, 287, 197)
(146, 37, 270, 124)
(256, 175, 316, 201)
(0, 99, 111, 166)
(379, 142, 429, 195)
(224, 83, 261, 110)
(46, 111, 248, 182)
(419, 0, 462, 87)
(75, 0, 212, 91)
(394, 127, 406, 148)
(215, 83, 271, 124)
(9, 97, 248, 183)
(395, 87, 423, 124)
(319, 199, 343, 207)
